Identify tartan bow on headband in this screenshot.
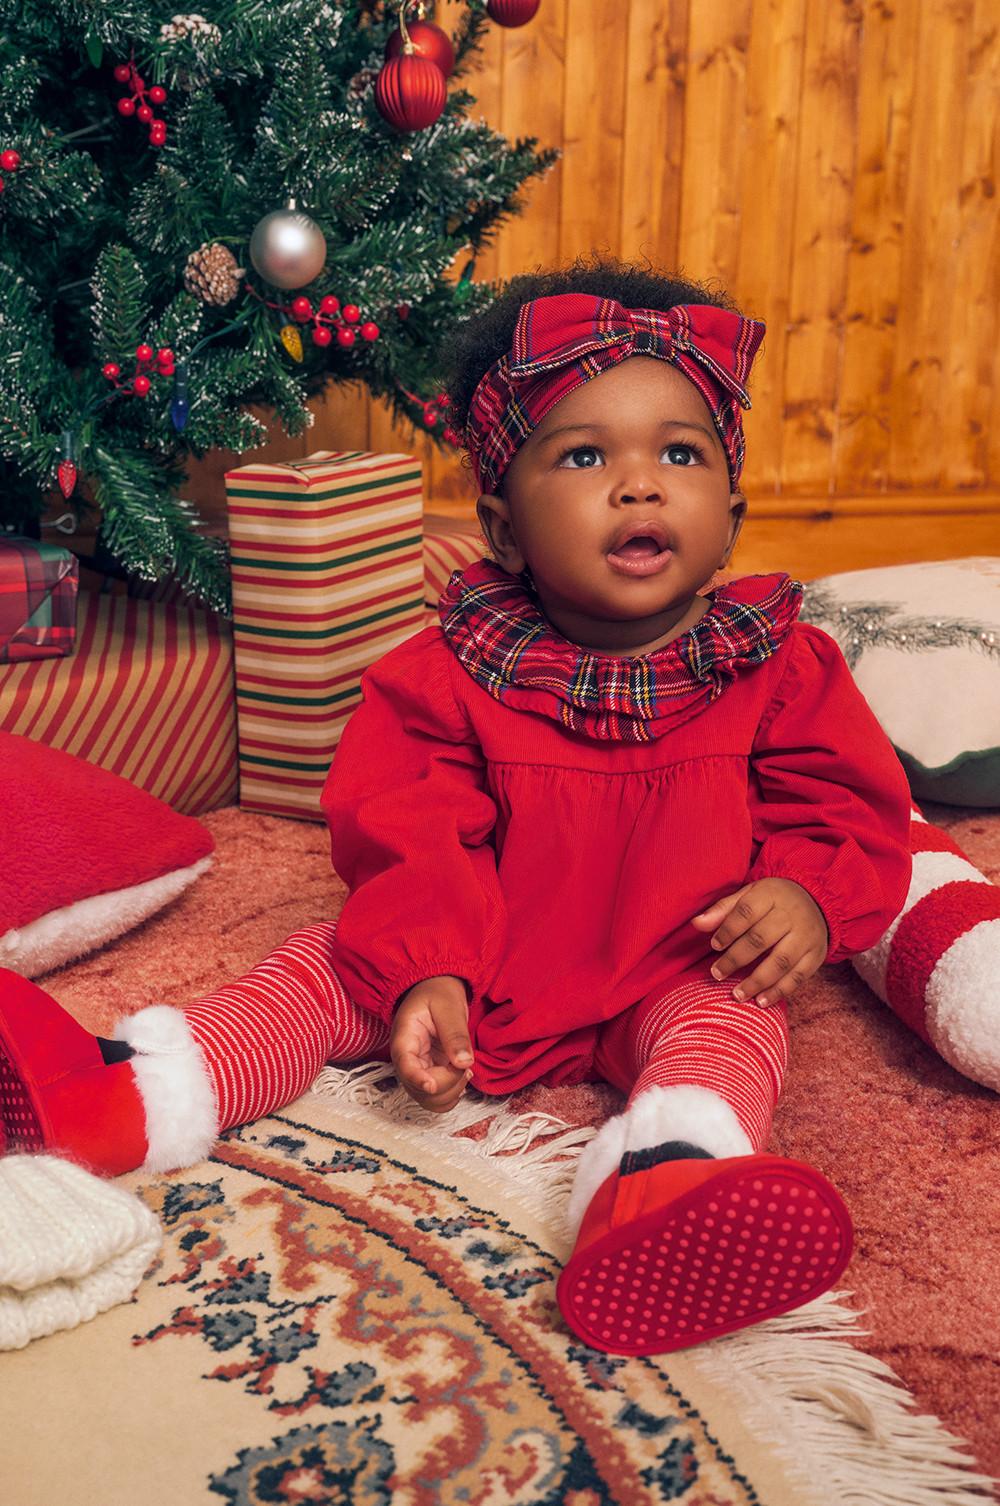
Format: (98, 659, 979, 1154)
(463, 291, 767, 496)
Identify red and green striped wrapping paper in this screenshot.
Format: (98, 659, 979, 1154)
(225, 450, 426, 821)
(0, 588, 238, 815)
(0, 536, 79, 663)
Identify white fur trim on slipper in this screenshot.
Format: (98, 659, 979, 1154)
(114, 1006, 218, 1172)
(566, 1085, 753, 1235)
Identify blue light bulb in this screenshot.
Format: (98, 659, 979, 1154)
(171, 361, 190, 432)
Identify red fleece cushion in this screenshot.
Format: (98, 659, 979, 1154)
(0, 732, 213, 931)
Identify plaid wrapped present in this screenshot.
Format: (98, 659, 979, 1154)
(0, 536, 79, 664)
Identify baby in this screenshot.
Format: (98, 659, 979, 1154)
(0, 254, 913, 1358)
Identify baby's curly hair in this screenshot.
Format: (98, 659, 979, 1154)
(437, 250, 746, 489)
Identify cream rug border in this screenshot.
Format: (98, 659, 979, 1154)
(306, 1060, 997, 1506)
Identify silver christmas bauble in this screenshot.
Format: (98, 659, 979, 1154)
(248, 204, 328, 289)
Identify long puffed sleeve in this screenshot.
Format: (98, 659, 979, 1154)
(320, 631, 505, 1026)
(746, 624, 912, 964)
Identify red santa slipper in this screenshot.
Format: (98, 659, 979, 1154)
(557, 1150, 853, 1356)
(0, 968, 148, 1176)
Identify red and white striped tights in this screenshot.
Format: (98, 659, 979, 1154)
(183, 925, 788, 1152)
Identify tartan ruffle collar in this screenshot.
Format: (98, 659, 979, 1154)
(437, 557, 804, 742)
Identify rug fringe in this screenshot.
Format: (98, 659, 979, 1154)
(691, 1297, 998, 1504)
(309, 1061, 594, 1223)
(306, 1060, 997, 1505)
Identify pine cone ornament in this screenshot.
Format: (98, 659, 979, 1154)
(184, 242, 245, 306)
(348, 66, 381, 101)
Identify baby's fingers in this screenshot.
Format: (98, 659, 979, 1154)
(735, 950, 821, 1007)
(394, 1048, 470, 1107)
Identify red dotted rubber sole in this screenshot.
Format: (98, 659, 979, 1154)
(557, 1160, 853, 1356)
(0, 1045, 45, 1153)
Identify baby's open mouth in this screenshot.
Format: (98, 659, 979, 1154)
(609, 536, 669, 558)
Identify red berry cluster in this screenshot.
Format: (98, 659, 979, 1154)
(398, 383, 462, 444)
(288, 294, 380, 349)
(114, 62, 168, 148)
(102, 344, 175, 397)
(0, 148, 22, 194)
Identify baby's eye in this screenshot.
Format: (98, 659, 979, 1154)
(665, 443, 704, 465)
(554, 442, 602, 466)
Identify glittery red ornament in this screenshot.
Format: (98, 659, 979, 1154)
(384, 19, 455, 77)
(57, 459, 77, 499)
(487, 0, 541, 24)
(374, 53, 446, 132)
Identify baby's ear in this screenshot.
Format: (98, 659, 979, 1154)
(477, 493, 524, 571)
(722, 493, 747, 563)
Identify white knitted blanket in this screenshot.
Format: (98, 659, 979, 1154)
(0, 1154, 162, 1350)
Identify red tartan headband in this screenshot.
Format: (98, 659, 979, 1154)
(463, 292, 766, 495)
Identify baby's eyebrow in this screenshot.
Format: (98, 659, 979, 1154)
(539, 419, 717, 445)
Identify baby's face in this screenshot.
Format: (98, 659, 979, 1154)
(477, 356, 747, 657)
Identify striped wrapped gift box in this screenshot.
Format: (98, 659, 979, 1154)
(422, 513, 484, 610)
(225, 450, 425, 821)
(0, 589, 237, 815)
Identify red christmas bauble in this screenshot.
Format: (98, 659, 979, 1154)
(487, 0, 541, 24)
(336, 327, 356, 347)
(341, 304, 360, 324)
(0, 150, 21, 172)
(320, 295, 340, 314)
(102, 362, 120, 381)
(360, 322, 379, 342)
(384, 19, 455, 78)
(133, 374, 151, 396)
(135, 343, 153, 363)
(312, 325, 333, 347)
(374, 54, 446, 133)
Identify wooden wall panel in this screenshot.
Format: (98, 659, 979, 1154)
(184, 0, 999, 573)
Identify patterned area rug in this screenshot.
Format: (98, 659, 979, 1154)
(1, 1076, 995, 1506)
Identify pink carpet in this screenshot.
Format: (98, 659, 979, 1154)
(43, 797, 1000, 1479)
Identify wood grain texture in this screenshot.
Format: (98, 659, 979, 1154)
(181, 0, 1000, 568)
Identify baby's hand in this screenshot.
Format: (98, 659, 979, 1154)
(690, 877, 829, 1007)
(390, 975, 475, 1113)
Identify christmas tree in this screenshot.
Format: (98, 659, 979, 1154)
(0, 0, 558, 612)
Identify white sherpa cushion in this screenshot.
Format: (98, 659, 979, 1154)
(0, 1154, 162, 1351)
